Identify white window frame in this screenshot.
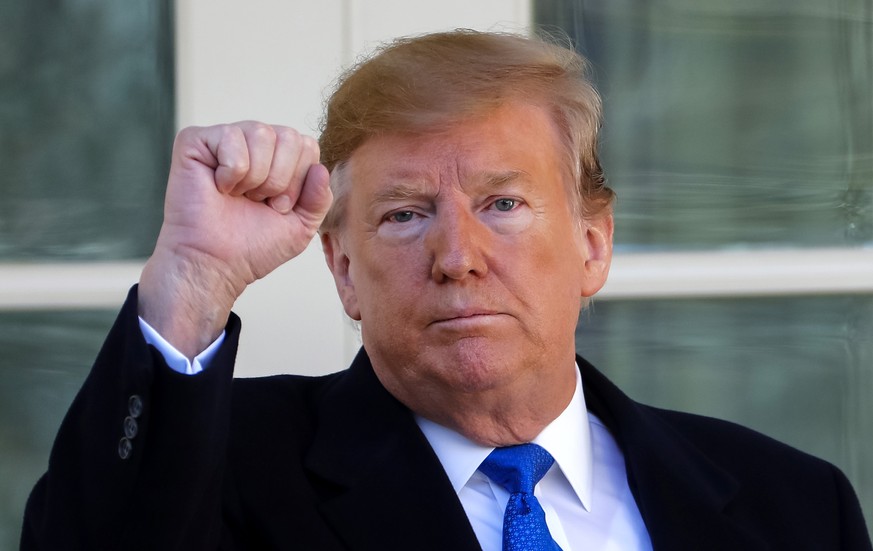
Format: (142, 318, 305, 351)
(4, 0, 872, 376)
(4, 248, 872, 307)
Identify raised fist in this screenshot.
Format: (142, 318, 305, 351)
(138, 121, 333, 357)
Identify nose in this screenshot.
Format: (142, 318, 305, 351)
(426, 204, 489, 283)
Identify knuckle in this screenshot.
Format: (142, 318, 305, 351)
(299, 135, 321, 161)
(301, 134, 319, 152)
(217, 124, 247, 149)
(248, 121, 277, 141)
(176, 126, 196, 141)
(275, 125, 300, 139)
(260, 176, 287, 195)
(226, 157, 250, 174)
(174, 126, 203, 150)
(219, 123, 242, 137)
(274, 126, 302, 148)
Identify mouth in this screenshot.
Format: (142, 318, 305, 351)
(429, 309, 508, 328)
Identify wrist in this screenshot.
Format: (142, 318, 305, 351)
(138, 247, 241, 359)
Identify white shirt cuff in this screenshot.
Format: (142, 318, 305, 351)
(138, 316, 226, 375)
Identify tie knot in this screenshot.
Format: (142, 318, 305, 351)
(479, 443, 555, 495)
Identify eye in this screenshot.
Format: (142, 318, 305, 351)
(492, 198, 518, 212)
(388, 210, 415, 223)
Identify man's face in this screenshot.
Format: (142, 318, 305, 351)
(323, 101, 612, 422)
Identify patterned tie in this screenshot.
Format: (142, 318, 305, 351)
(479, 443, 562, 551)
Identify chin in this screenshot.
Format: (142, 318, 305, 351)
(432, 338, 519, 392)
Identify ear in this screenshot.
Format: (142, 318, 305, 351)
(321, 231, 361, 320)
(579, 213, 613, 297)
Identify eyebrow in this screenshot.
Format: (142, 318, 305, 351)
(484, 170, 527, 189)
(371, 182, 426, 204)
(369, 170, 529, 205)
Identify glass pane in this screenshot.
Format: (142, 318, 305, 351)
(576, 295, 873, 529)
(0, 310, 115, 550)
(0, 0, 174, 260)
(535, 0, 873, 251)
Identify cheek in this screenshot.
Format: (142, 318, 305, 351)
(516, 228, 586, 298)
(351, 244, 427, 319)
(524, 221, 583, 268)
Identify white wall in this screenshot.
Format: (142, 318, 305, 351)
(175, 0, 532, 376)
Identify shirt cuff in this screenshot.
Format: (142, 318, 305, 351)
(138, 316, 226, 375)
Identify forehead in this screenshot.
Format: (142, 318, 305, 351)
(347, 101, 567, 192)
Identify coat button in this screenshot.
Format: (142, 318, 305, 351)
(118, 437, 133, 460)
(123, 416, 138, 439)
(128, 395, 143, 418)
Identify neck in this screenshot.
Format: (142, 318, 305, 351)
(378, 359, 578, 447)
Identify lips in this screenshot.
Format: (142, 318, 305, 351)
(428, 308, 507, 327)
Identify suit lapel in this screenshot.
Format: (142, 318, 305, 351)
(578, 356, 769, 550)
(302, 349, 769, 550)
(304, 349, 482, 551)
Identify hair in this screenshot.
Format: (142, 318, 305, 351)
(318, 29, 614, 232)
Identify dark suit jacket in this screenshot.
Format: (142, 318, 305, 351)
(22, 288, 872, 550)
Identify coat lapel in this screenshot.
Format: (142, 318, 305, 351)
(304, 349, 482, 551)
(303, 349, 772, 550)
(578, 356, 770, 550)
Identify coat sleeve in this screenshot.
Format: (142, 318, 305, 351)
(832, 464, 873, 550)
(20, 286, 241, 551)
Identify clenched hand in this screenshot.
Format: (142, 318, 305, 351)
(138, 122, 333, 358)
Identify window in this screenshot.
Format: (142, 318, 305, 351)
(535, 0, 873, 527)
(0, 1, 173, 546)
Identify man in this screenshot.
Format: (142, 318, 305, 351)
(22, 30, 871, 550)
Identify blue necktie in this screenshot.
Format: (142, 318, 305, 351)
(479, 443, 562, 551)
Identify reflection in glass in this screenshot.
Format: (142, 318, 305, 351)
(0, 310, 115, 549)
(577, 295, 873, 529)
(536, 0, 873, 250)
(0, 0, 174, 260)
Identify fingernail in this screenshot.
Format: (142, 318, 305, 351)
(271, 195, 292, 214)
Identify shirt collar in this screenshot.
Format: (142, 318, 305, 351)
(415, 365, 593, 511)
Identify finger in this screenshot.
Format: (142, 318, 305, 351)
(245, 126, 304, 203)
(290, 163, 333, 229)
(206, 125, 250, 194)
(267, 134, 321, 214)
(225, 122, 278, 197)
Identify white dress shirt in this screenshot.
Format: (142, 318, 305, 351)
(140, 319, 652, 550)
(416, 368, 652, 551)
(138, 317, 224, 375)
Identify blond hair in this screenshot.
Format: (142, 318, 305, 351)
(318, 29, 613, 231)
